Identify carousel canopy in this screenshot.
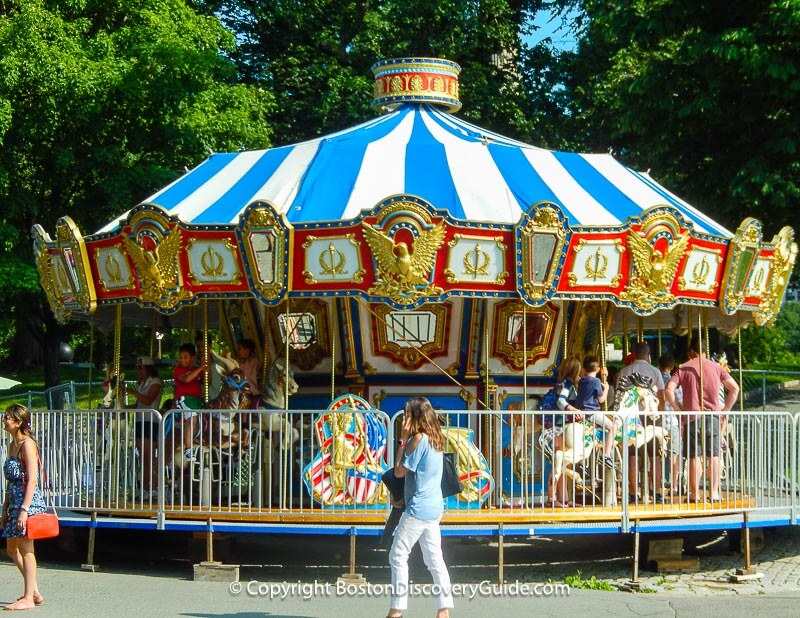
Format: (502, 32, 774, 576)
(99, 103, 730, 236)
(34, 58, 795, 327)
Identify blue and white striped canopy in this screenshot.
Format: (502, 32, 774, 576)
(99, 103, 731, 237)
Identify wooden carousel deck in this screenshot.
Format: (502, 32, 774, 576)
(75, 490, 757, 525)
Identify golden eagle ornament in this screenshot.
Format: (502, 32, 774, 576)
(361, 220, 446, 304)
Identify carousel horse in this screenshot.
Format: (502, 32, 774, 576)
(545, 374, 668, 498)
(258, 358, 300, 449)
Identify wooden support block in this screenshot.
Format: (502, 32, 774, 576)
(80, 564, 99, 572)
(646, 538, 699, 572)
(193, 561, 240, 582)
(337, 573, 367, 585)
(651, 558, 700, 572)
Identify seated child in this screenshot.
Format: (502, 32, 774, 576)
(574, 356, 618, 470)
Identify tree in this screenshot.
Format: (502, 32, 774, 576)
(0, 0, 274, 385)
(556, 0, 800, 237)
(208, 0, 565, 146)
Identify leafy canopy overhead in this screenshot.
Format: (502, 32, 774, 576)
(558, 0, 800, 237)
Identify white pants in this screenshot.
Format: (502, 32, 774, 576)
(389, 512, 453, 611)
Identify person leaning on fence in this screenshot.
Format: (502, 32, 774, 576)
(2, 404, 47, 610)
(387, 397, 453, 618)
(665, 338, 739, 502)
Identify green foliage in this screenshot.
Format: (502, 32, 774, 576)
(0, 0, 274, 379)
(739, 322, 790, 365)
(563, 569, 615, 591)
(210, 0, 555, 145)
(555, 0, 800, 236)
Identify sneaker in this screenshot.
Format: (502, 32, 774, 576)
(602, 456, 616, 470)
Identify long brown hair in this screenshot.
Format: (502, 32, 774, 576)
(404, 397, 444, 451)
(4, 403, 38, 450)
(557, 356, 581, 385)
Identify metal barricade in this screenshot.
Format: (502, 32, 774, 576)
(6, 406, 796, 531)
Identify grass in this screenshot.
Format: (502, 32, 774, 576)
(563, 569, 615, 591)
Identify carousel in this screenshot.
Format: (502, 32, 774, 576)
(29, 58, 799, 537)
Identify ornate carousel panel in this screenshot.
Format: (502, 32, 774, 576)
(720, 218, 762, 315)
(31, 217, 97, 322)
(752, 227, 798, 326)
(236, 202, 290, 305)
(85, 205, 253, 312)
(302, 395, 389, 508)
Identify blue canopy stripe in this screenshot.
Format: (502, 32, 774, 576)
(97, 103, 733, 238)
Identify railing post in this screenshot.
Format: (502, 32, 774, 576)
(621, 445, 630, 532)
(762, 372, 767, 411)
(156, 409, 165, 530)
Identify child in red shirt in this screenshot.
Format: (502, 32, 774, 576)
(172, 343, 206, 457)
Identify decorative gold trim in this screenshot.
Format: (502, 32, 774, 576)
(361, 198, 446, 305)
(371, 303, 451, 370)
(720, 218, 762, 314)
(619, 211, 689, 312)
(519, 204, 569, 302)
(755, 227, 798, 326)
(372, 389, 387, 409)
(93, 246, 135, 292)
(302, 233, 364, 285)
(186, 238, 243, 286)
(492, 300, 558, 371)
(240, 204, 289, 302)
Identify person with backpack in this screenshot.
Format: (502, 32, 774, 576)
(544, 357, 581, 507)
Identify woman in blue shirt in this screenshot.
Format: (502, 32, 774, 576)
(387, 397, 452, 618)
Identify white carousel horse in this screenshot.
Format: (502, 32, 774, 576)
(547, 374, 668, 498)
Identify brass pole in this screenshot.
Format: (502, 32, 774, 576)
(87, 317, 95, 409)
(599, 303, 607, 411)
(637, 316, 644, 343)
(737, 315, 744, 411)
(703, 308, 710, 357)
(622, 311, 628, 357)
(331, 301, 337, 403)
(150, 311, 157, 359)
(563, 300, 569, 359)
(657, 312, 662, 359)
(522, 304, 528, 405)
(113, 304, 123, 408)
(203, 300, 209, 403)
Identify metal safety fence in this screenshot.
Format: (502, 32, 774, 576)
(0, 407, 796, 532)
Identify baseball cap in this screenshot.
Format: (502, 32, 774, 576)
(136, 356, 155, 367)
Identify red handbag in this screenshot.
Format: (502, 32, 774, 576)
(25, 510, 60, 540)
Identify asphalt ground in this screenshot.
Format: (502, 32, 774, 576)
(3, 388, 800, 616)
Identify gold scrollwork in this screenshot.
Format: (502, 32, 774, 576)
(755, 227, 798, 326)
(240, 204, 288, 301)
(619, 217, 689, 311)
(720, 217, 762, 314)
(94, 247, 135, 292)
(691, 256, 711, 286)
